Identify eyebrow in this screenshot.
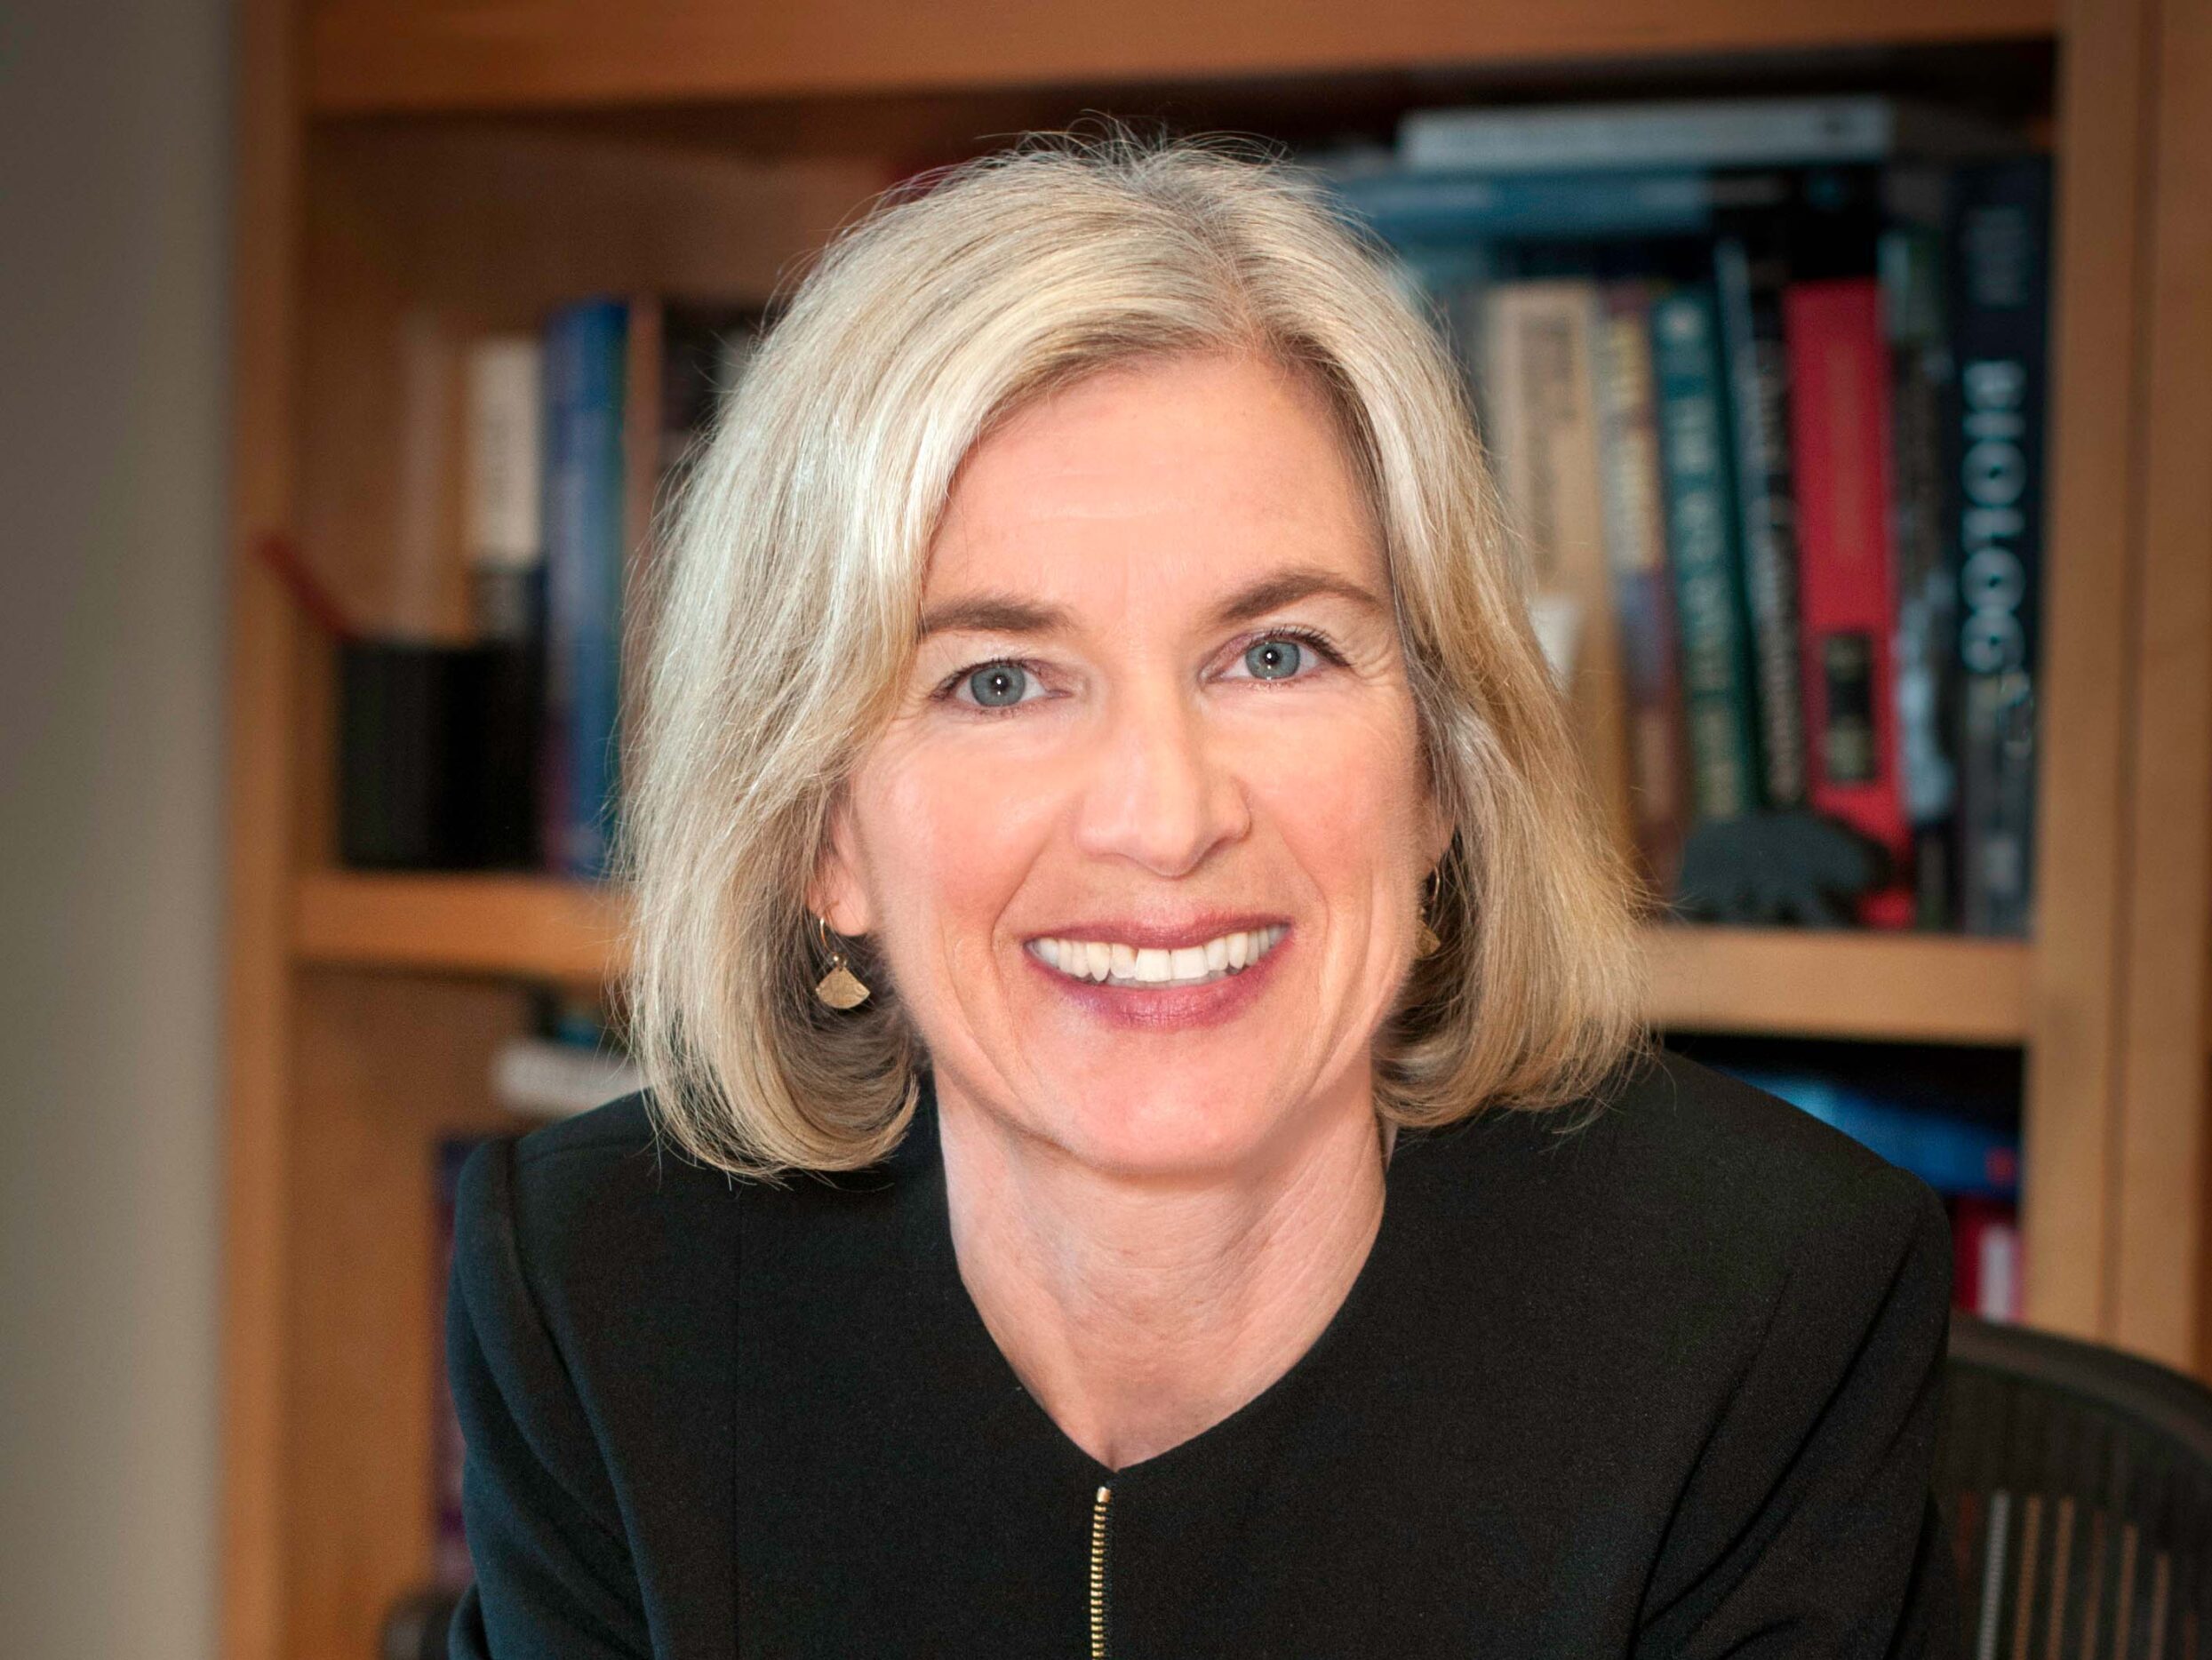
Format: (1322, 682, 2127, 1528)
(915, 564, 1387, 643)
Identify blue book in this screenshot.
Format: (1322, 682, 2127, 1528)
(1320, 166, 1790, 248)
(1723, 1065, 2022, 1200)
(540, 299, 629, 882)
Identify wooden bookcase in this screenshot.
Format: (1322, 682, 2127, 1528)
(221, 0, 2212, 1654)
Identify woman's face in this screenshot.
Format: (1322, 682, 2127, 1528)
(814, 350, 1451, 1178)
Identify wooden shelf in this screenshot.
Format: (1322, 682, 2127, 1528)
(1641, 925, 2028, 1043)
(292, 872, 627, 982)
(291, 872, 2029, 1041)
(307, 0, 2057, 115)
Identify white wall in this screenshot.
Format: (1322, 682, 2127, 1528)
(0, 0, 230, 1654)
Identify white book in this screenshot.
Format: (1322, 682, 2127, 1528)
(1399, 95, 2016, 174)
(1976, 1220, 2022, 1321)
(492, 1034, 642, 1120)
(464, 335, 544, 573)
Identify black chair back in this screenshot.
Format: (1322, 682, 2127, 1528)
(1937, 1312, 2212, 1658)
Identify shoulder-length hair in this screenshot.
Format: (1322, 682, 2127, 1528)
(616, 128, 1652, 1180)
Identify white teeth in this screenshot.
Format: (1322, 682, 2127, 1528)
(1026, 924, 1286, 988)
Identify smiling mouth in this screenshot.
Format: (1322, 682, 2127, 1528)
(1025, 924, 1288, 989)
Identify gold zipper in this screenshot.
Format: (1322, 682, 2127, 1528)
(1088, 1483, 1114, 1658)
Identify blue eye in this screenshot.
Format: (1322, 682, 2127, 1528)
(962, 661, 1031, 708)
(1243, 637, 1303, 681)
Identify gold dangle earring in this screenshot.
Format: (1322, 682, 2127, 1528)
(812, 913, 872, 1010)
(1414, 869, 1442, 959)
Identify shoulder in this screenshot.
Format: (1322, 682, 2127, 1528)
(477, 1085, 739, 1228)
(1401, 1047, 1952, 1363)
(1556, 1057, 1960, 1642)
(459, 1088, 721, 1245)
(451, 1089, 747, 1380)
(1448, 1045, 1947, 1262)
(445, 1092, 747, 1654)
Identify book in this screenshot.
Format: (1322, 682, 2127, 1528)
(658, 303, 764, 487)
(1946, 159, 2051, 938)
(1883, 171, 1963, 930)
(491, 1034, 643, 1120)
(540, 298, 631, 882)
(1481, 281, 1634, 854)
(1651, 286, 1764, 823)
(1786, 276, 1916, 927)
(1951, 1197, 2023, 1320)
(1320, 166, 1792, 248)
(1591, 280, 1692, 896)
(463, 336, 546, 645)
(1713, 227, 1807, 811)
(1398, 95, 2020, 175)
(461, 335, 547, 871)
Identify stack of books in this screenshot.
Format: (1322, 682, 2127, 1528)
(1314, 96, 2050, 934)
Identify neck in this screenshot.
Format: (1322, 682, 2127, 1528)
(934, 1078, 1390, 1472)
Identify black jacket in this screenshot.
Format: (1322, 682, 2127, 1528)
(444, 1049, 1960, 1657)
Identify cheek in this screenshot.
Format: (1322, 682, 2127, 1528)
(858, 739, 1058, 948)
(1240, 696, 1430, 876)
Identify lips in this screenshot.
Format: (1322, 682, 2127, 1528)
(1026, 924, 1287, 988)
(1021, 916, 1292, 1032)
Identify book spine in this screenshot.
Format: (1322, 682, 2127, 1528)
(491, 1034, 645, 1119)
(1399, 96, 1901, 172)
(464, 335, 547, 871)
(1881, 188, 1962, 930)
(463, 335, 546, 644)
(1593, 280, 1692, 895)
(1391, 244, 1498, 410)
(1786, 277, 1916, 927)
(1951, 1197, 2023, 1320)
(1397, 96, 2012, 174)
(1326, 167, 1790, 246)
(1947, 158, 2051, 938)
(1651, 286, 1764, 822)
(540, 299, 629, 882)
(1482, 281, 1635, 859)
(1714, 232, 1808, 810)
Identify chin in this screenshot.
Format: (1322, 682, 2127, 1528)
(1030, 1073, 1288, 1181)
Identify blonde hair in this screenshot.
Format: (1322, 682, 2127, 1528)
(616, 128, 1652, 1180)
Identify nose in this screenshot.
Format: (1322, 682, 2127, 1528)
(1072, 674, 1250, 878)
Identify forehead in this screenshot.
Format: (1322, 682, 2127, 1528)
(923, 351, 1383, 610)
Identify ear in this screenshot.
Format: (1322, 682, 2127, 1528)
(807, 789, 875, 937)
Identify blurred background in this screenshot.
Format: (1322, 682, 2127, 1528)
(6, 0, 2212, 1655)
(4, 0, 228, 1656)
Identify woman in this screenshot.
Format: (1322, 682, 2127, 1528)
(446, 133, 1958, 1657)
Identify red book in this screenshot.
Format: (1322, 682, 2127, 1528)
(1785, 278, 1915, 928)
(1950, 1197, 2023, 1321)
